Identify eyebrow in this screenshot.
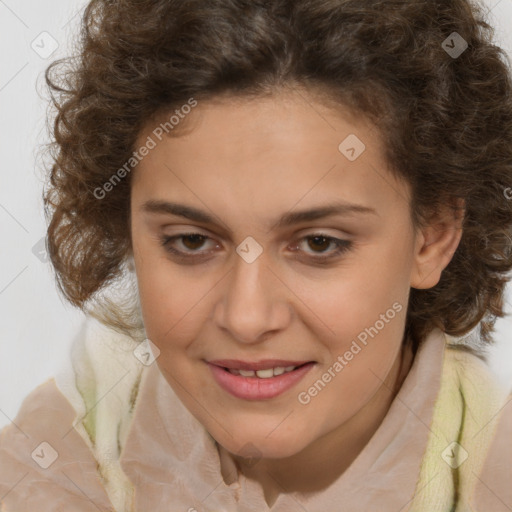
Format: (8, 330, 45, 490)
(140, 199, 377, 230)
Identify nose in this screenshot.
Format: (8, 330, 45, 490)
(213, 252, 292, 344)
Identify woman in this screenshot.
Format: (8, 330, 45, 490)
(1, 0, 512, 510)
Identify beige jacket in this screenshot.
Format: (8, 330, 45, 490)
(0, 318, 511, 511)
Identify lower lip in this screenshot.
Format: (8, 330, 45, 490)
(207, 362, 315, 400)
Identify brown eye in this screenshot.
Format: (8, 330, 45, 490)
(181, 234, 207, 250)
(306, 235, 332, 253)
(160, 232, 217, 259)
(160, 231, 352, 265)
(291, 233, 353, 263)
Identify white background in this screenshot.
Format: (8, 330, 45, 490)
(1, 0, 512, 429)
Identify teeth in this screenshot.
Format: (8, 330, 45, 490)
(227, 366, 299, 378)
(255, 368, 274, 379)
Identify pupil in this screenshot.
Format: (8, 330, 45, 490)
(183, 235, 205, 250)
(308, 236, 329, 252)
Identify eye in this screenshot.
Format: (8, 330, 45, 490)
(160, 233, 218, 260)
(159, 232, 353, 263)
(290, 234, 353, 262)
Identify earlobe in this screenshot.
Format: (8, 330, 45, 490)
(410, 199, 465, 290)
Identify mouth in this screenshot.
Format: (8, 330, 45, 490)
(206, 359, 316, 400)
(208, 359, 314, 372)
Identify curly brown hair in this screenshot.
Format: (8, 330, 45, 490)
(42, 0, 512, 353)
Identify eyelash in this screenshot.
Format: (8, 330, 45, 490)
(159, 232, 353, 264)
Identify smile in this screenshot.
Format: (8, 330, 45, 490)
(227, 365, 299, 378)
(206, 360, 316, 400)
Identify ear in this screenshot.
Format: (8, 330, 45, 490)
(410, 198, 465, 289)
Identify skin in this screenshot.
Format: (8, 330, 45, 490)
(128, 87, 463, 506)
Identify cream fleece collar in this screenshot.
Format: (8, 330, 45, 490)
(55, 319, 509, 511)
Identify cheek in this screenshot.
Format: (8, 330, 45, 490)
(137, 275, 195, 341)
(134, 255, 217, 362)
(294, 255, 409, 340)
(296, 308, 407, 434)
(292, 253, 409, 397)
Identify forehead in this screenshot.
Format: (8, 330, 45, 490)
(131, 90, 410, 226)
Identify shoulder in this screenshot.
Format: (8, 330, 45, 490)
(471, 388, 512, 511)
(444, 342, 512, 511)
(443, 342, 508, 402)
(443, 342, 511, 442)
(0, 377, 115, 512)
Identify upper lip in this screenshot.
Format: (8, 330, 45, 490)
(207, 359, 314, 371)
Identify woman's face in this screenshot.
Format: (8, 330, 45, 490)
(129, 89, 427, 459)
